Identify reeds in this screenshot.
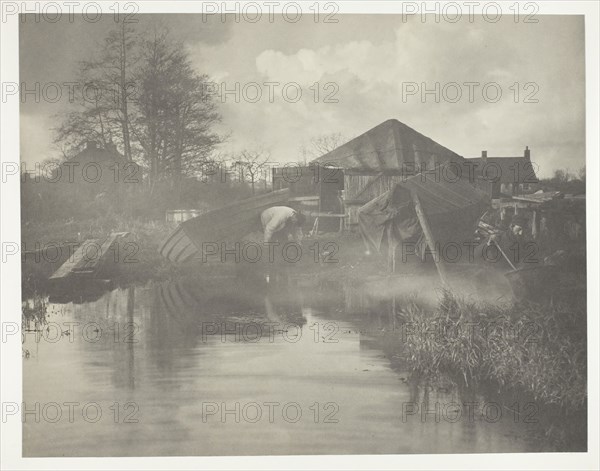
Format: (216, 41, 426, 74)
(399, 290, 587, 412)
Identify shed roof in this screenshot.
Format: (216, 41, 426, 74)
(312, 119, 464, 172)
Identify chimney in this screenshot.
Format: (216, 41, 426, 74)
(481, 150, 487, 162)
(524, 146, 530, 160)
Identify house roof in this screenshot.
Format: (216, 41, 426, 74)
(468, 156, 538, 183)
(312, 119, 464, 172)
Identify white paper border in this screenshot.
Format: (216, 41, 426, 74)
(1, 1, 598, 469)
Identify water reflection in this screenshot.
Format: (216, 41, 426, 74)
(24, 274, 557, 456)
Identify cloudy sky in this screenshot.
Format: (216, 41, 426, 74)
(20, 14, 585, 177)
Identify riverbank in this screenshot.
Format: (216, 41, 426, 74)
(21, 215, 178, 298)
(397, 289, 587, 417)
(21, 224, 370, 298)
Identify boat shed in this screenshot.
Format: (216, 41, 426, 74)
(311, 119, 467, 230)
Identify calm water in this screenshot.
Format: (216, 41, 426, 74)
(23, 274, 555, 456)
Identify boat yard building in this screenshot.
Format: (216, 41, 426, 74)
(309, 119, 467, 231)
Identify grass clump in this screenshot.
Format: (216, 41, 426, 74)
(399, 290, 587, 412)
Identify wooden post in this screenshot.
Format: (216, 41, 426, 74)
(338, 194, 345, 233)
(412, 191, 449, 287)
(387, 223, 397, 273)
(532, 209, 538, 240)
(316, 175, 322, 236)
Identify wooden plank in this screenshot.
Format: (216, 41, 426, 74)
(288, 196, 320, 202)
(49, 239, 100, 279)
(73, 232, 129, 272)
(351, 173, 384, 201)
(306, 212, 346, 218)
(412, 191, 448, 287)
(49, 232, 129, 279)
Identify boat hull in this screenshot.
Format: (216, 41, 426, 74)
(159, 189, 290, 263)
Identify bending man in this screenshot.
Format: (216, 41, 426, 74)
(261, 206, 305, 244)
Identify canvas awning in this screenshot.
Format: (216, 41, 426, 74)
(358, 170, 490, 257)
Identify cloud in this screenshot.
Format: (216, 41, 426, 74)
(194, 16, 584, 177)
(20, 113, 57, 166)
(20, 15, 585, 177)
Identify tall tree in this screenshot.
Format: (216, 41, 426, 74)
(132, 28, 221, 183)
(55, 24, 222, 185)
(54, 21, 137, 160)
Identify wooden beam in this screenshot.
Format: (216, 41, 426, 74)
(49, 239, 100, 279)
(387, 223, 397, 273)
(73, 232, 129, 272)
(306, 212, 346, 218)
(49, 232, 129, 280)
(412, 191, 449, 287)
(287, 196, 320, 202)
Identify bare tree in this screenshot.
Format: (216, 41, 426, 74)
(54, 21, 138, 161)
(234, 149, 271, 194)
(107, 21, 137, 162)
(552, 168, 572, 185)
(131, 27, 221, 183)
(56, 24, 222, 185)
(199, 152, 233, 184)
(301, 132, 348, 160)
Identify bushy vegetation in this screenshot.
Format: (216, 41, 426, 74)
(399, 290, 587, 412)
(21, 173, 256, 225)
(538, 166, 586, 195)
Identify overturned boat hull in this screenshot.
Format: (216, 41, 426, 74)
(159, 188, 290, 263)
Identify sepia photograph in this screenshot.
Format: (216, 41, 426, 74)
(1, 1, 598, 469)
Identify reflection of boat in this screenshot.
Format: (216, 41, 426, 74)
(155, 276, 263, 318)
(159, 188, 290, 263)
(154, 275, 305, 328)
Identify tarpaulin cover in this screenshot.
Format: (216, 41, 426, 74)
(358, 171, 490, 254)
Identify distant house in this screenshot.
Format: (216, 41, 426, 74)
(50, 141, 142, 207)
(65, 141, 127, 181)
(468, 147, 538, 198)
(57, 141, 139, 200)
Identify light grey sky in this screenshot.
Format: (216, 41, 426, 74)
(20, 14, 585, 177)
